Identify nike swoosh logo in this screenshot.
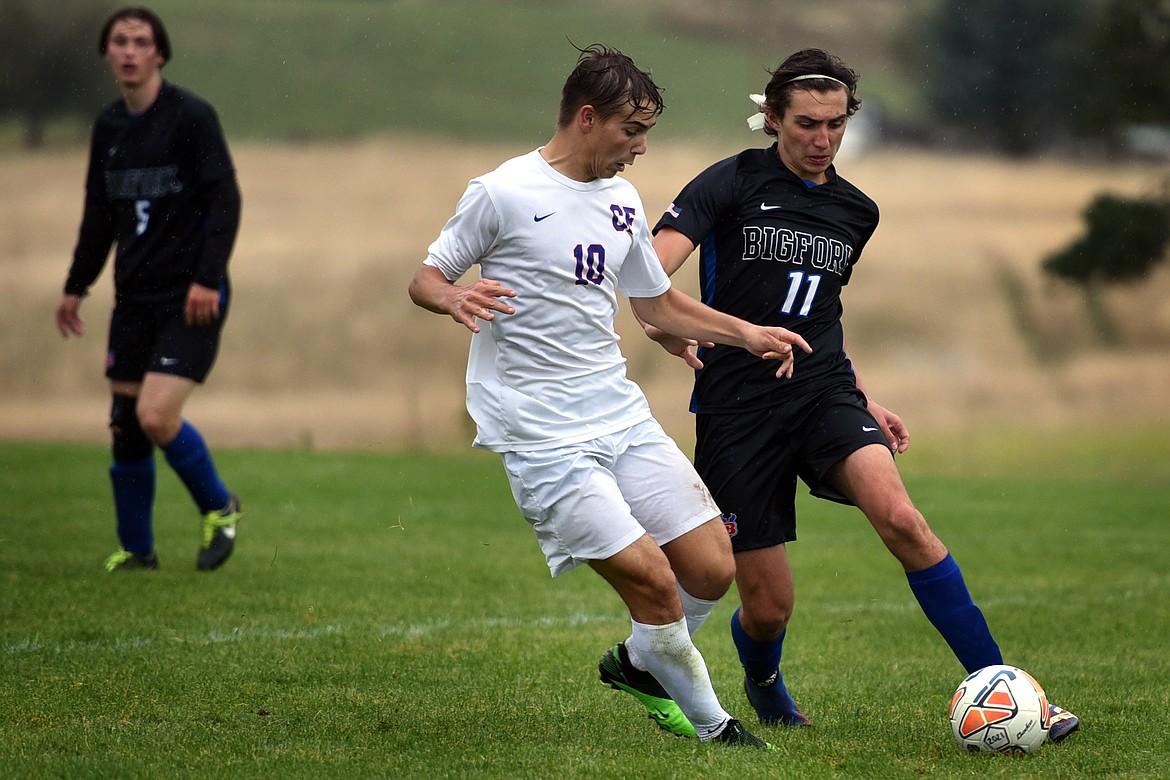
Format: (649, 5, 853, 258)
(759, 203, 782, 211)
(862, 426, 878, 432)
(533, 212, 555, 222)
(160, 357, 178, 366)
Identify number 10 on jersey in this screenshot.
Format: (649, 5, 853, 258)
(574, 244, 606, 286)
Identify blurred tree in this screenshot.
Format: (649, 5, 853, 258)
(1080, 0, 1170, 135)
(904, 0, 1096, 154)
(0, 0, 108, 148)
(1042, 187, 1170, 342)
(1044, 191, 1170, 284)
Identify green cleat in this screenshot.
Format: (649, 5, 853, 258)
(104, 549, 159, 572)
(198, 493, 241, 571)
(598, 642, 697, 738)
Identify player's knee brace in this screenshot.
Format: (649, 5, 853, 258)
(110, 393, 153, 462)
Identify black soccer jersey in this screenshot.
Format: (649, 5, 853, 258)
(654, 143, 879, 414)
(66, 82, 241, 304)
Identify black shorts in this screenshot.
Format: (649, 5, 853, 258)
(694, 388, 891, 552)
(105, 295, 229, 384)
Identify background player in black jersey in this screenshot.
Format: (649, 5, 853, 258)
(55, 6, 242, 572)
(648, 48, 1079, 742)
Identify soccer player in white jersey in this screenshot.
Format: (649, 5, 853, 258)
(409, 44, 812, 749)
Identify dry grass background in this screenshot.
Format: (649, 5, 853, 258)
(2, 139, 1168, 451)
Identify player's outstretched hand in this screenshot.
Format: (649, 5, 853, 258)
(748, 326, 812, 379)
(448, 278, 517, 333)
(643, 323, 711, 370)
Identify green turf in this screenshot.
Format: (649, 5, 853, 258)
(2, 430, 1168, 778)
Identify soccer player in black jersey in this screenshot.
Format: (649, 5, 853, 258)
(55, 7, 242, 572)
(649, 48, 1079, 742)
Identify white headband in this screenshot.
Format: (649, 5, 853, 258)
(785, 73, 849, 88)
(746, 74, 851, 131)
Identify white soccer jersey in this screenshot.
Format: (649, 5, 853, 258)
(425, 149, 671, 452)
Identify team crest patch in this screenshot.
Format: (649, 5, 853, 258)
(722, 512, 739, 538)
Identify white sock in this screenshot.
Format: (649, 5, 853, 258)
(677, 584, 719, 637)
(628, 617, 730, 736)
(626, 587, 718, 666)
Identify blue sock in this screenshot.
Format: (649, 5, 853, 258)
(906, 553, 1003, 673)
(110, 455, 156, 555)
(731, 606, 805, 723)
(162, 421, 230, 514)
(731, 606, 785, 685)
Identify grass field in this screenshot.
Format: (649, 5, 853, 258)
(2, 430, 1168, 778)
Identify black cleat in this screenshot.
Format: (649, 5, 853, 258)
(198, 494, 241, 571)
(709, 718, 774, 750)
(105, 549, 159, 572)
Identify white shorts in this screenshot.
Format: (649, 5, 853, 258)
(501, 418, 722, 577)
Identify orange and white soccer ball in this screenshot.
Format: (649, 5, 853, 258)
(950, 664, 1051, 754)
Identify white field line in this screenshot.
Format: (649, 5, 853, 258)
(2, 587, 1160, 657)
(0, 612, 617, 657)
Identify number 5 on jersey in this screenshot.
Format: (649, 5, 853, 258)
(135, 199, 152, 236)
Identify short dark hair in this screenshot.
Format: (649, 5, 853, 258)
(761, 48, 860, 136)
(556, 44, 664, 128)
(98, 6, 171, 64)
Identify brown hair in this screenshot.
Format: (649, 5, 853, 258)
(761, 49, 860, 136)
(556, 44, 664, 128)
(99, 6, 171, 63)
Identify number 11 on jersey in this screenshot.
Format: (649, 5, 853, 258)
(780, 271, 821, 317)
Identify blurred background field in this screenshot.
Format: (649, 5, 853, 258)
(2, 0, 1169, 454)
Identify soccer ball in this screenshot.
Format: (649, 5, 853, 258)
(949, 664, 1051, 754)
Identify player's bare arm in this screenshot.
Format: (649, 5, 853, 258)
(408, 264, 517, 334)
(630, 288, 811, 379)
(652, 225, 695, 276)
(640, 225, 714, 367)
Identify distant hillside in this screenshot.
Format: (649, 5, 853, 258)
(26, 0, 915, 146)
